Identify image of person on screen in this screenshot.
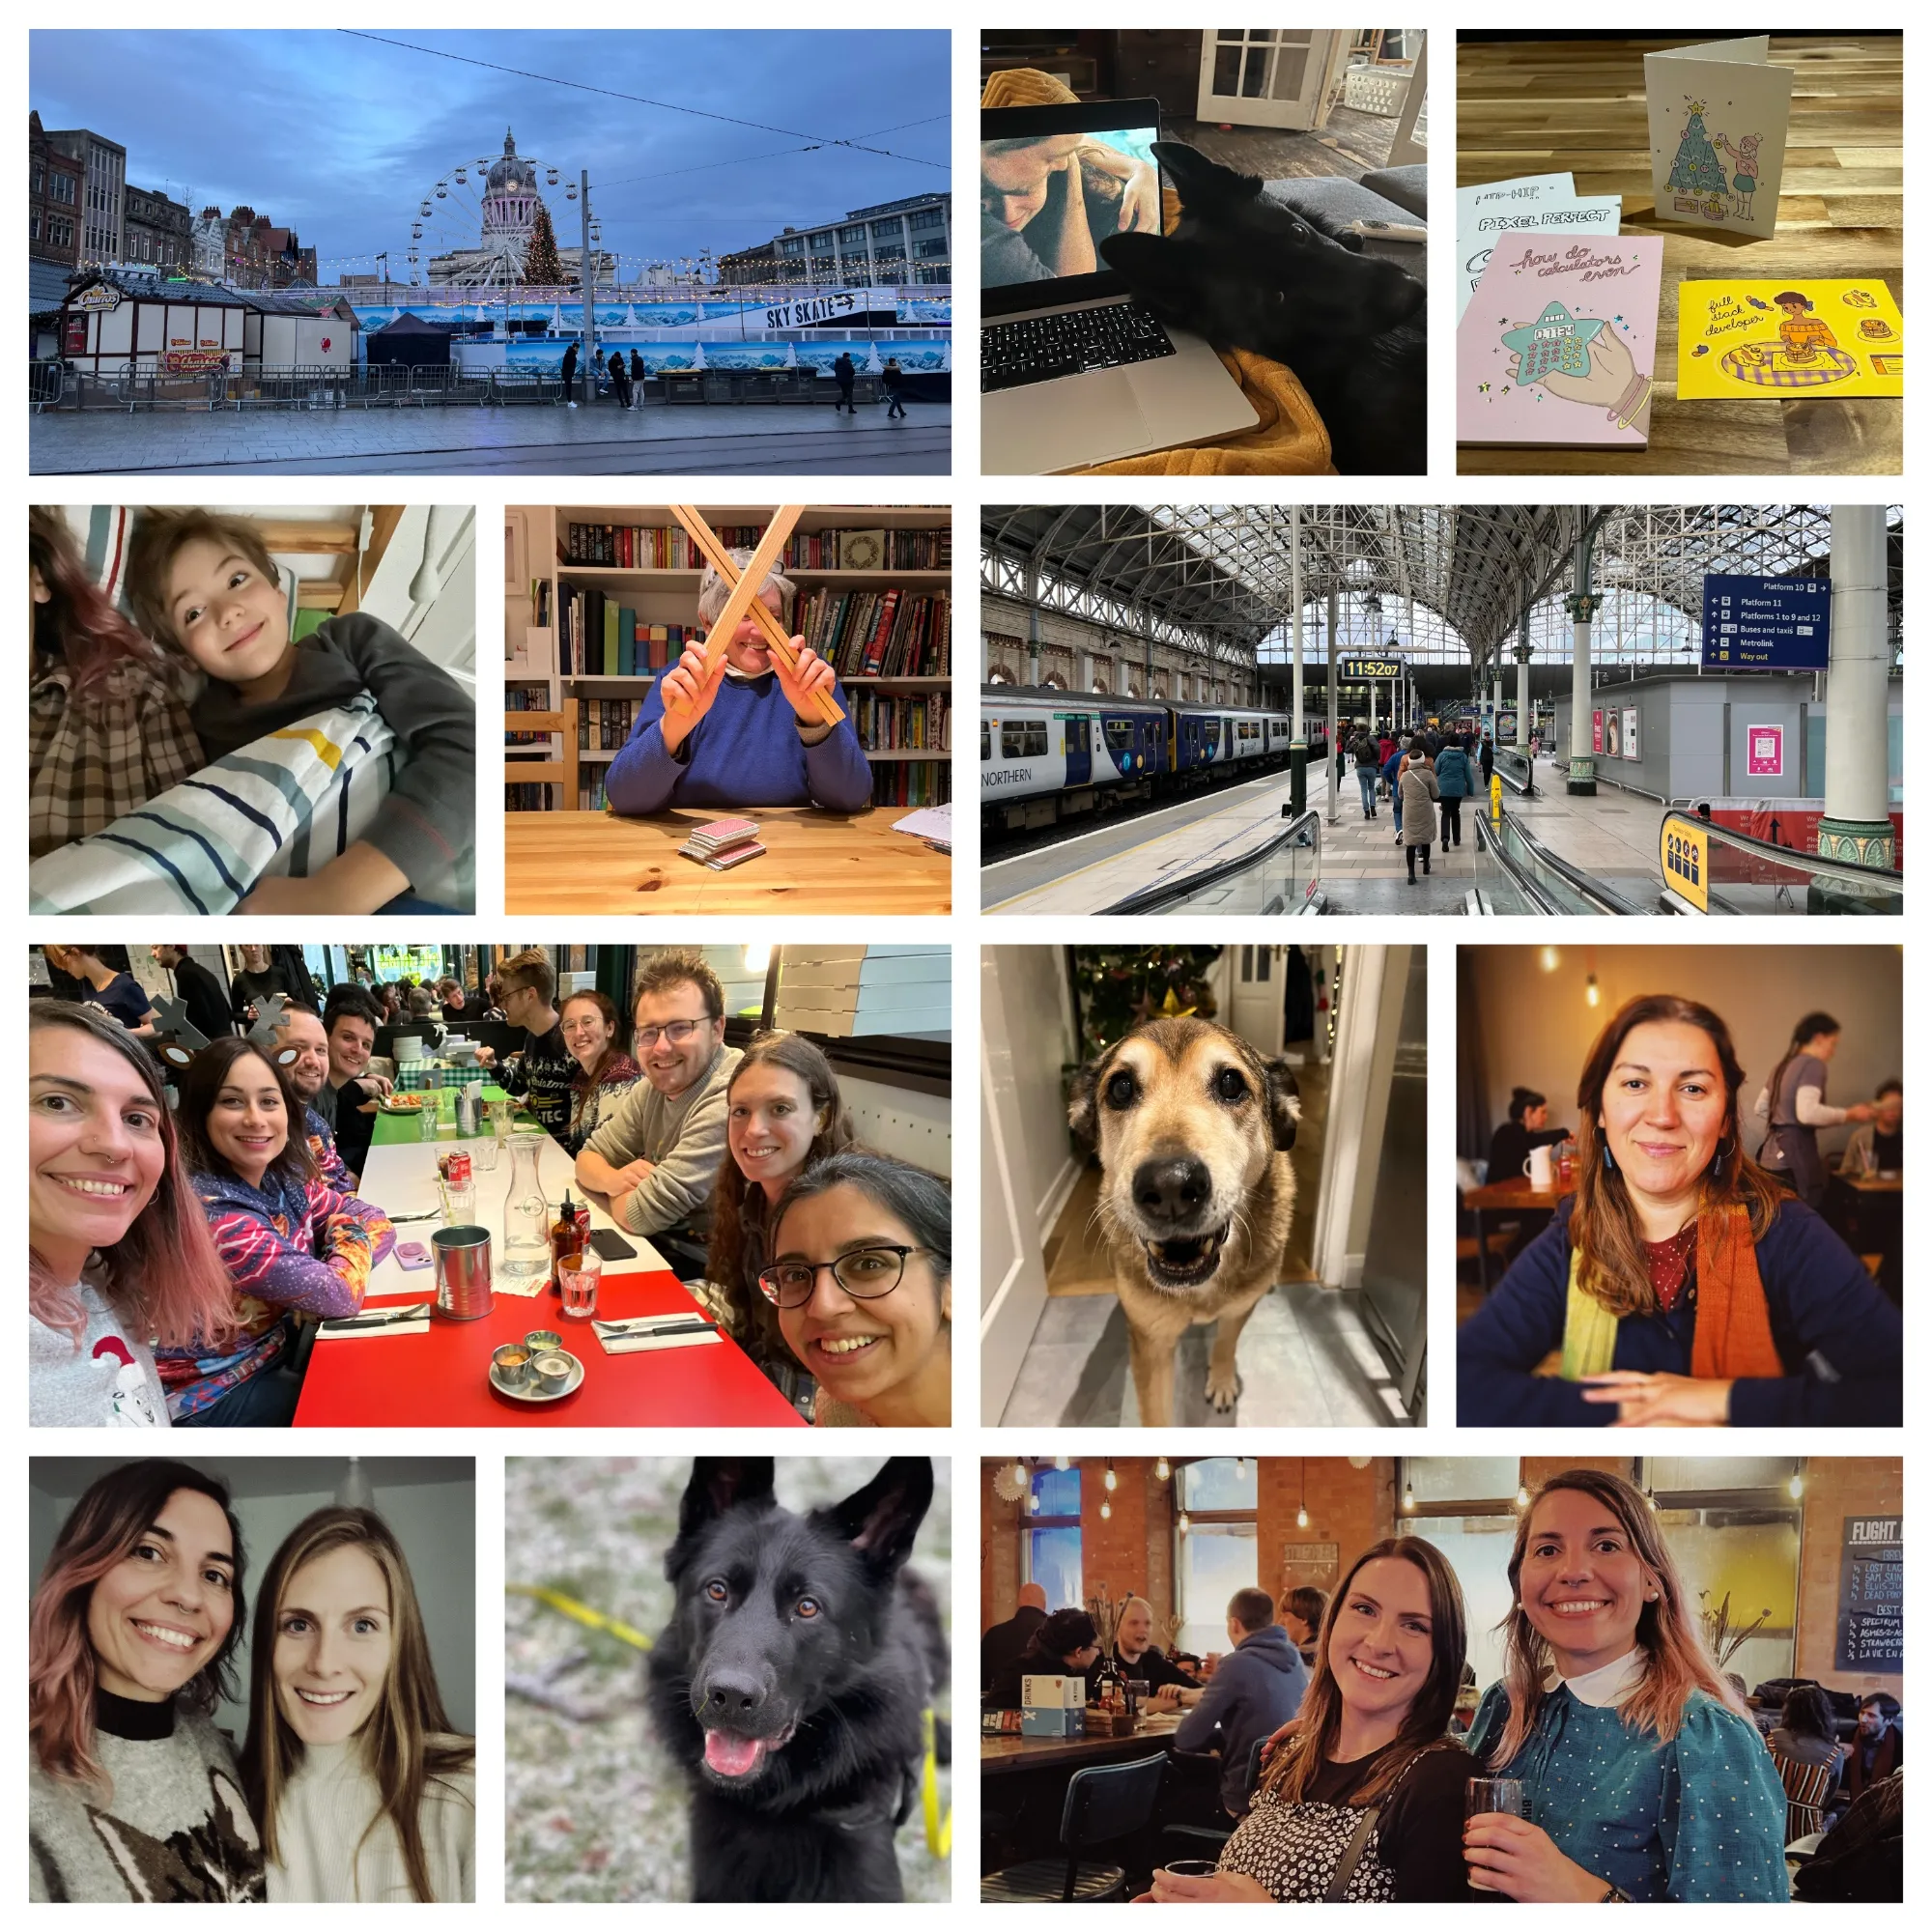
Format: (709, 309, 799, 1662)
(981, 133, 1160, 286)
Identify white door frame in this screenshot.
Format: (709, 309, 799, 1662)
(1385, 34, 1429, 169)
(1195, 30, 1339, 131)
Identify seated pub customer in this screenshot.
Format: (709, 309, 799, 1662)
(1141, 1539, 1475, 1902)
(984, 1608, 1100, 1711)
(1458, 993, 1901, 1428)
(603, 551, 870, 815)
(29, 1460, 265, 1901)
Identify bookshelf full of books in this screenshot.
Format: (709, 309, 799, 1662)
(505, 503, 952, 814)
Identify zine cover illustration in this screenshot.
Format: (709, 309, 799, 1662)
(1677, 280, 1905, 398)
(1458, 232, 1665, 447)
(1644, 38, 1793, 241)
(1457, 189, 1623, 322)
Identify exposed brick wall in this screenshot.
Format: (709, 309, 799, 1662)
(1261, 1458, 1395, 1603)
(980, 1460, 1024, 1634)
(1521, 1455, 1636, 1491)
(1795, 1459, 1903, 1700)
(1079, 1458, 1153, 1607)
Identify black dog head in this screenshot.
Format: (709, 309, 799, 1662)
(1099, 140, 1424, 347)
(666, 1458, 933, 1786)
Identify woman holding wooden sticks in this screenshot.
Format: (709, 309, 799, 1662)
(604, 547, 872, 814)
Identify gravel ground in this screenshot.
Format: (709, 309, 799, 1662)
(505, 1456, 952, 1902)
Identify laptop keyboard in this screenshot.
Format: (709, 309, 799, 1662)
(982, 304, 1179, 392)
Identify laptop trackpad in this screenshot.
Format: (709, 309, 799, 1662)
(989, 368, 1152, 473)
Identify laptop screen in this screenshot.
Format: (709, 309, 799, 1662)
(981, 99, 1163, 315)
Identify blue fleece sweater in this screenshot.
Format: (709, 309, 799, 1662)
(1175, 1623, 1308, 1816)
(1457, 1195, 1901, 1428)
(604, 668, 871, 815)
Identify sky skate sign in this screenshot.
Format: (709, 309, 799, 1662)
(1700, 572, 1831, 669)
(763, 288, 890, 329)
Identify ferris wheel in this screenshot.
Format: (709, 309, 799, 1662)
(403, 149, 604, 288)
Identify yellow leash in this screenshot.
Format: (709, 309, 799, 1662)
(509, 1583, 952, 1861)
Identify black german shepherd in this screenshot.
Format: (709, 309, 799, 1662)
(1099, 140, 1427, 474)
(647, 1457, 949, 1902)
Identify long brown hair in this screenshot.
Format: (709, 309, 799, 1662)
(242, 1507, 472, 1903)
(173, 1037, 319, 1191)
(560, 987, 628, 1091)
(30, 1002, 239, 1354)
(1570, 994, 1787, 1318)
(29, 505, 161, 695)
(706, 1033, 857, 1362)
(1259, 1537, 1467, 1808)
(1488, 1468, 1747, 1768)
(30, 1461, 248, 1792)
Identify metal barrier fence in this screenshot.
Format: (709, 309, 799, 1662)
(30, 360, 575, 412)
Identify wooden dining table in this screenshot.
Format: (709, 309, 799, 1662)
(293, 1099, 803, 1429)
(1462, 1172, 1577, 1293)
(981, 1711, 1182, 1775)
(504, 807, 951, 914)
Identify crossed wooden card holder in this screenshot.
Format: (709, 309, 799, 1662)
(667, 503, 845, 726)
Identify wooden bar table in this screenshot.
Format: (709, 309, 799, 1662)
(981, 1712, 1181, 1775)
(1458, 34, 1902, 475)
(1461, 1172, 1577, 1293)
(295, 1105, 803, 1429)
(505, 807, 951, 914)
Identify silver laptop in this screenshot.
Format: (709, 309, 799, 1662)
(981, 97, 1259, 473)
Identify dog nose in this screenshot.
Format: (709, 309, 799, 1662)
(703, 1671, 767, 1719)
(1133, 1157, 1211, 1223)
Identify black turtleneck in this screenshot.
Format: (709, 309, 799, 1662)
(94, 1687, 178, 1743)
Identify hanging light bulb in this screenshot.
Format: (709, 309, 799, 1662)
(1586, 973, 1601, 1008)
(1788, 1469, 1804, 1501)
(1296, 1458, 1309, 1531)
(1296, 1504, 1310, 1530)
(1100, 1498, 1112, 1520)
(1054, 1453, 1069, 1471)
(1541, 946, 1560, 972)
(743, 944, 771, 974)
(1104, 1463, 1118, 1492)
(1027, 1489, 1040, 1515)
(1154, 1456, 1170, 1482)
(1402, 1483, 1415, 1513)
(1178, 1511, 1190, 1537)
(1516, 1485, 1530, 1510)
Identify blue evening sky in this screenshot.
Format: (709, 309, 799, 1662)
(30, 30, 950, 278)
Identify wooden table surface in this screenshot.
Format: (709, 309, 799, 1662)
(505, 808, 952, 914)
(1463, 1173, 1577, 1213)
(981, 1712, 1182, 1774)
(1840, 1172, 1903, 1193)
(1458, 35, 1902, 474)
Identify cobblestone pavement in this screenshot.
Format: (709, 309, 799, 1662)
(31, 401, 952, 476)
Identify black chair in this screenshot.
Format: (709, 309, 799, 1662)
(1158, 1735, 1268, 1866)
(981, 1750, 1168, 1903)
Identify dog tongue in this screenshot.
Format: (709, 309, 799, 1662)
(704, 1731, 765, 1777)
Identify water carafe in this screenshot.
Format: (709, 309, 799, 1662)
(501, 1139, 552, 1283)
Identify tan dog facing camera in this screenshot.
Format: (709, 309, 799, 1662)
(1068, 1016, 1299, 1426)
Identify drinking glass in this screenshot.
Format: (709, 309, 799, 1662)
(417, 1095, 439, 1142)
(470, 1137, 501, 1174)
(557, 1247, 602, 1321)
(1465, 1777, 1527, 1893)
(438, 1179, 476, 1226)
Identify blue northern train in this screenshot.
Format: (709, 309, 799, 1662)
(981, 685, 1326, 834)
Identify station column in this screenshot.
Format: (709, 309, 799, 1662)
(1289, 504, 1306, 813)
(1818, 503, 1895, 867)
(1513, 640, 1534, 791)
(1565, 591, 1599, 795)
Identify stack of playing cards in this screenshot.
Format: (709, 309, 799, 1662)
(678, 816, 766, 869)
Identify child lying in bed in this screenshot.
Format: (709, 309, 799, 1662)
(127, 509, 475, 913)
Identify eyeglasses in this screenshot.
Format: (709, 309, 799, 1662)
(636, 1018, 710, 1050)
(756, 1245, 934, 1309)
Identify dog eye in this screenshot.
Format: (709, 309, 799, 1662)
(1214, 1068, 1248, 1102)
(704, 1579, 728, 1604)
(796, 1597, 820, 1619)
(1104, 1070, 1137, 1108)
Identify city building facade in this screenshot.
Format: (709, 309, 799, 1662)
(42, 125, 126, 264)
(724, 192, 951, 288)
(124, 184, 191, 270)
(29, 112, 84, 268)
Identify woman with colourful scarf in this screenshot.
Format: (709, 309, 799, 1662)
(1458, 993, 1899, 1427)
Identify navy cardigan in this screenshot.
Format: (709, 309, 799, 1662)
(1458, 1196, 1900, 1428)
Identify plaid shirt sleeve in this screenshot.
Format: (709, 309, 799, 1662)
(29, 658, 204, 859)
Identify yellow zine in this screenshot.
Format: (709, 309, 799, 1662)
(1677, 279, 1903, 398)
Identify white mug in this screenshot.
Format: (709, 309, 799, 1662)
(1522, 1145, 1553, 1190)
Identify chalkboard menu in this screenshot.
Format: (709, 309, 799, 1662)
(1834, 1515, 1902, 1672)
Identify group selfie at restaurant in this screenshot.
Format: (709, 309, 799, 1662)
(30, 940, 952, 1430)
(981, 1458, 1901, 1903)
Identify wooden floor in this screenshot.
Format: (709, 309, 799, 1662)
(1457, 34, 1901, 476)
(1172, 105, 1400, 183)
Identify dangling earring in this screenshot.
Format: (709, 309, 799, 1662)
(1710, 1138, 1732, 1176)
(1602, 1142, 1617, 1172)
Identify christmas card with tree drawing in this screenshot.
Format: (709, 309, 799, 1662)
(1677, 280, 1904, 398)
(1646, 38, 1792, 241)
(1458, 232, 1665, 449)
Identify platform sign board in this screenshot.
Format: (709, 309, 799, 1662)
(1338, 654, 1405, 680)
(1622, 707, 1640, 760)
(1747, 724, 1784, 777)
(1701, 573, 1831, 669)
(1661, 816, 1710, 913)
(1835, 1516, 1902, 1674)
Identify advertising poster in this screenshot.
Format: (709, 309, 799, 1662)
(1622, 708, 1640, 760)
(1747, 724, 1784, 777)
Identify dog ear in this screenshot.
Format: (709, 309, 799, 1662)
(1263, 1057, 1302, 1151)
(811, 1457, 933, 1574)
(1067, 1056, 1104, 1150)
(1151, 139, 1262, 212)
(667, 1458, 776, 1578)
